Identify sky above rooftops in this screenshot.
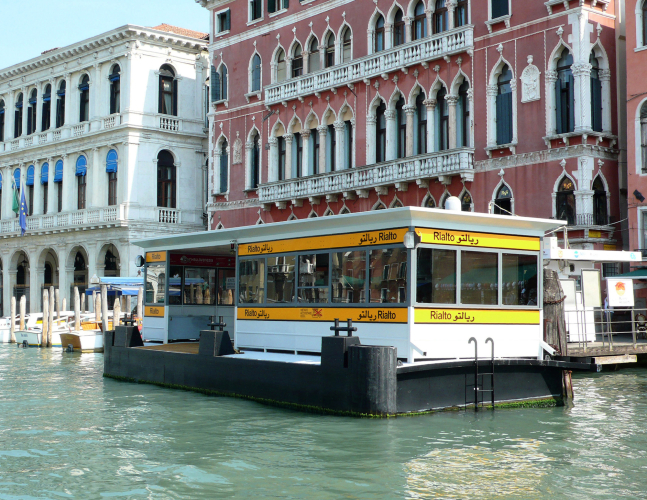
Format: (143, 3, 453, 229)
(0, 0, 209, 70)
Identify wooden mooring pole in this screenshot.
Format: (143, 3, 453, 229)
(74, 287, 81, 332)
(19, 296, 26, 331)
(48, 287, 55, 348)
(9, 297, 16, 344)
(42, 291, 49, 348)
(101, 285, 108, 333)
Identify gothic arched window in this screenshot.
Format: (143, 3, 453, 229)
(556, 177, 576, 225)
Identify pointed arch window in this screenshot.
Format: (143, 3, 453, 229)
(308, 38, 320, 73)
(310, 126, 319, 175)
(433, 0, 448, 34)
(341, 27, 352, 63)
(251, 54, 262, 92)
(393, 9, 405, 47)
(415, 93, 427, 155)
(376, 102, 387, 163)
(252, 132, 260, 188)
(14, 93, 23, 137)
(327, 124, 336, 172)
(493, 184, 512, 215)
(220, 140, 228, 193)
(158, 65, 177, 116)
(56, 81, 66, 128)
(556, 50, 574, 134)
(456, 0, 468, 27)
(437, 88, 449, 151)
(461, 191, 472, 212)
(396, 96, 406, 159)
(496, 64, 513, 145)
(278, 135, 286, 180)
(344, 120, 353, 168)
(107, 149, 118, 206)
(592, 176, 608, 226)
(294, 132, 303, 177)
(375, 16, 385, 53)
(292, 44, 303, 77)
(413, 1, 427, 40)
(276, 49, 287, 82)
(41, 85, 51, 131)
(458, 81, 470, 147)
(79, 75, 90, 122)
(325, 33, 335, 68)
(157, 150, 176, 208)
(27, 89, 37, 135)
(556, 176, 576, 226)
(423, 195, 436, 208)
(590, 53, 602, 133)
(0, 100, 5, 142)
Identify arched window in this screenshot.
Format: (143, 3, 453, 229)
(107, 149, 118, 206)
(496, 64, 513, 145)
(326, 123, 336, 171)
(308, 38, 320, 73)
(251, 54, 262, 92)
(27, 89, 37, 135)
(461, 191, 472, 212)
(590, 53, 602, 133)
(413, 1, 427, 40)
(556, 49, 574, 134)
(42, 84, 51, 131)
(14, 93, 23, 137)
(158, 65, 177, 116)
(415, 93, 427, 155)
(211, 64, 228, 102)
(344, 120, 353, 168)
(396, 96, 406, 158)
(105, 249, 119, 277)
(109, 65, 121, 114)
(458, 81, 470, 147)
(376, 102, 387, 163)
(26, 165, 34, 215)
(592, 176, 607, 226)
(79, 75, 90, 122)
(641, 103, 647, 173)
(76, 156, 87, 210)
(310, 124, 319, 175)
(220, 140, 228, 193)
(276, 49, 287, 82)
(493, 184, 512, 215)
(325, 33, 335, 68)
(252, 132, 260, 188)
(13, 168, 20, 192)
(456, 0, 468, 27)
(433, 0, 448, 34)
(375, 16, 385, 53)
(292, 44, 303, 77)
(0, 100, 5, 142)
(44, 263, 53, 287)
(278, 135, 286, 179)
(437, 88, 449, 151)
(423, 195, 436, 208)
(393, 9, 405, 47)
(74, 252, 88, 291)
(294, 131, 303, 176)
(56, 81, 65, 128)
(341, 27, 352, 63)
(556, 176, 576, 225)
(41, 162, 49, 213)
(157, 150, 176, 208)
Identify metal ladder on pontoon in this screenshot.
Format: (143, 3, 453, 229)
(467, 337, 495, 411)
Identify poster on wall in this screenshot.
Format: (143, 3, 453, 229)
(606, 278, 635, 308)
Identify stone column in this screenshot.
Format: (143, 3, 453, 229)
(367, 31, 374, 55)
(47, 158, 56, 214)
(29, 251, 39, 314)
(49, 78, 57, 132)
(63, 73, 71, 129)
(447, 0, 457, 30)
(317, 125, 327, 174)
(91, 63, 101, 131)
(486, 84, 498, 147)
(446, 95, 459, 150)
(404, 16, 412, 43)
(300, 129, 311, 177)
(283, 133, 293, 179)
(350, 118, 356, 168)
(333, 121, 345, 170)
(385, 24, 393, 50)
(268, 136, 278, 182)
(88, 147, 101, 208)
(510, 80, 518, 144)
(572, 62, 592, 132)
(385, 109, 397, 161)
(6, 92, 14, 140)
(122, 54, 132, 113)
(424, 99, 437, 153)
(213, 148, 223, 194)
(59, 264, 72, 307)
(599, 68, 612, 133)
(404, 105, 416, 157)
(366, 116, 377, 165)
(119, 141, 131, 212)
(61, 154, 74, 212)
(545, 70, 558, 136)
(32, 160, 42, 215)
(245, 141, 253, 189)
(21, 87, 28, 137)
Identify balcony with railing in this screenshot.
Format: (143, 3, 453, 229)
(264, 26, 473, 106)
(156, 207, 181, 224)
(258, 148, 474, 207)
(0, 206, 123, 236)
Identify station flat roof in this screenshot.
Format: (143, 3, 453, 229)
(134, 207, 565, 252)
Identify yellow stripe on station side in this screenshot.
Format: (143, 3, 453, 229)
(146, 251, 167, 263)
(238, 228, 408, 256)
(238, 307, 408, 323)
(414, 308, 540, 325)
(416, 228, 540, 251)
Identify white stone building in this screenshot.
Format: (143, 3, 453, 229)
(0, 24, 210, 313)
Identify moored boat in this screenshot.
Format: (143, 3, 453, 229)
(59, 330, 104, 352)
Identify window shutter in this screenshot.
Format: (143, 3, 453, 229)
(495, 92, 512, 145)
(172, 79, 178, 116)
(225, 10, 231, 31)
(222, 66, 228, 100)
(268, 0, 276, 13)
(491, 0, 508, 18)
(158, 77, 164, 114)
(555, 78, 563, 134)
(220, 146, 228, 192)
(211, 66, 220, 102)
(591, 77, 602, 132)
(283, 0, 289, 8)
(567, 74, 575, 133)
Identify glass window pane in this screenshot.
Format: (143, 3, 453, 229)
(298, 253, 329, 303)
(183, 268, 217, 305)
(369, 248, 407, 303)
(239, 258, 265, 304)
(267, 255, 296, 303)
(502, 254, 538, 306)
(218, 268, 236, 305)
(416, 248, 456, 304)
(461, 251, 498, 305)
(168, 265, 183, 305)
(332, 251, 366, 303)
(145, 263, 166, 304)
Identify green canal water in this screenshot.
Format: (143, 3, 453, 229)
(1, 345, 647, 499)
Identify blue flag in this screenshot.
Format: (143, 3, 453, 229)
(19, 179, 27, 236)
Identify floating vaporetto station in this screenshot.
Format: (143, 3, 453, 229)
(104, 206, 592, 415)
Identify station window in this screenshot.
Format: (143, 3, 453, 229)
(239, 258, 265, 303)
(369, 248, 407, 303)
(218, 269, 236, 305)
(267, 255, 295, 303)
(332, 251, 366, 304)
(502, 254, 538, 305)
(183, 268, 217, 305)
(146, 263, 167, 305)
(460, 251, 498, 305)
(417, 248, 456, 304)
(298, 253, 330, 303)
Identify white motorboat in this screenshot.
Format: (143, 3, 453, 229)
(59, 330, 104, 353)
(14, 313, 74, 347)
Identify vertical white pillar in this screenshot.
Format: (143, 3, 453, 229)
(122, 54, 131, 113)
(268, 137, 278, 182)
(284, 134, 293, 179)
(334, 121, 345, 169)
(28, 250, 39, 314)
(21, 87, 28, 137)
(317, 126, 327, 174)
(35, 85, 42, 134)
(366, 116, 377, 165)
(447, 0, 456, 30)
(64, 73, 72, 128)
(2, 253, 10, 316)
(486, 85, 497, 147)
(89, 146, 101, 208)
(47, 158, 56, 214)
(1, 166, 10, 219)
(447, 95, 459, 150)
(33, 160, 42, 215)
(62, 154, 75, 212)
(49, 78, 57, 132)
(385, 109, 397, 161)
(573, 62, 592, 132)
(404, 105, 416, 157)
(301, 129, 311, 176)
(600, 68, 612, 133)
(424, 99, 437, 153)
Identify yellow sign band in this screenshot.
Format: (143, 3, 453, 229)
(238, 307, 408, 323)
(145, 306, 165, 317)
(238, 228, 408, 256)
(416, 228, 540, 251)
(146, 251, 167, 263)
(414, 308, 540, 325)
